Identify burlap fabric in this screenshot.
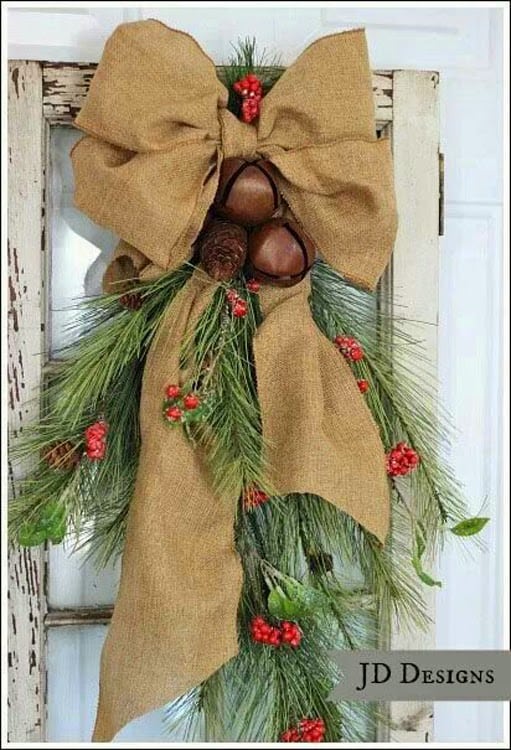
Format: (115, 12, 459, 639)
(71, 20, 397, 740)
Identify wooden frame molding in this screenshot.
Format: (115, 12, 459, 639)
(41, 63, 393, 125)
(8, 60, 47, 743)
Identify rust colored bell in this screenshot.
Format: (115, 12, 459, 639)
(247, 219, 316, 287)
(214, 158, 280, 227)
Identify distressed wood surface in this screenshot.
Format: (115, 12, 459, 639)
(8, 61, 47, 742)
(42, 62, 393, 124)
(46, 606, 114, 627)
(385, 70, 440, 743)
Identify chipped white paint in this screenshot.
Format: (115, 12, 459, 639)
(42, 63, 393, 125)
(387, 70, 440, 742)
(8, 61, 47, 742)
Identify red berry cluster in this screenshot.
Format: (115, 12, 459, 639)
(226, 288, 248, 318)
(163, 384, 201, 424)
(386, 441, 420, 477)
(334, 335, 364, 362)
(250, 616, 302, 648)
(281, 718, 326, 743)
(233, 73, 263, 123)
(85, 420, 108, 461)
(243, 486, 270, 510)
(357, 379, 369, 393)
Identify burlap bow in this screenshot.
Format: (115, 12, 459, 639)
(71, 20, 397, 740)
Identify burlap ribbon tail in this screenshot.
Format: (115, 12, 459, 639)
(70, 20, 398, 740)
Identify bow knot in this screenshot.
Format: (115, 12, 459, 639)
(72, 19, 397, 291)
(219, 109, 259, 159)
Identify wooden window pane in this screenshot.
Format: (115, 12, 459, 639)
(49, 126, 116, 354)
(47, 626, 167, 741)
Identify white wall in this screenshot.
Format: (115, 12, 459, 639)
(7, 4, 505, 744)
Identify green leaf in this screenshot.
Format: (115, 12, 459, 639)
(450, 517, 490, 536)
(411, 556, 442, 588)
(267, 576, 331, 620)
(267, 586, 303, 619)
(18, 524, 47, 548)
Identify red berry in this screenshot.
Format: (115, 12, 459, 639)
(269, 629, 281, 646)
(85, 421, 107, 440)
(165, 405, 183, 423)
(226, 288, 239, 304)
(165, 384, 181, 400)
(386, 442, 420, 477)
(246, 278, 260, 293)
(350, 346, 364, 361)
(243, 486, 270, 509)
(232, 300, 248, 318)
(84, 421, 108, 461)
(282, 718, 325, 743)
(183, 393, 200, 410)
(357, 379, 369, 393)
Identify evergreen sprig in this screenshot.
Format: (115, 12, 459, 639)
(217, 36, 284, 116)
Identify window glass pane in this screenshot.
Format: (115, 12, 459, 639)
(48, 542, 120, 608)
(47, 626, 167, 741)
(49, 127, 117, 354)
(48, 126, 120, 606)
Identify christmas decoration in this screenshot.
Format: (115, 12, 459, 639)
(281, 717, 326, 743)
(250, 616, 302, 648)
(165, 405, 183, 423)
(357, 379, 369, 394)
(386, 442, 420, 477)
(8, 23, 489, 745)
(247, 218, 316, 287)
(233, 72, 263, 123)
(243, 486, 270, 509)
(85, 420, 108, 461)
(246, 278, 261, 293)
(226, 288, 249, 318)
(119, 291, 143, 310)
(199, 219, 248, 281)
(183, 393, 200, 410)
(43, 440, 80, 470)
(214, 157, 280, 226)
(335, 335, 365, 362)
(165, 384, 181, 399)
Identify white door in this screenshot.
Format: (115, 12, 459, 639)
(6, 5, 504, 744)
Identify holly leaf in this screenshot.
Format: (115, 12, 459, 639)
(38, 501, 67, 544)
(267, 585, 303, 619)
(450, 517, 490, 536)
(47, 514, 67, 545)
(267, 576, 331, 619)
(411, 556, 442, 588)
(18, 523, 47, 548)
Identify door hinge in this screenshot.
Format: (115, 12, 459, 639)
(438, 151, 445, 236)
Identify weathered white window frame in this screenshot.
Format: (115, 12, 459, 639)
(7, 60, 440, 743)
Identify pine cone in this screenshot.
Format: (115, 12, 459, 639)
(199, 220, 248, 281)
(120, 291, 143, 310)
(43, 441, 80, 470)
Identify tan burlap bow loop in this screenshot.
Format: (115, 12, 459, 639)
(71, 20, 397, 741)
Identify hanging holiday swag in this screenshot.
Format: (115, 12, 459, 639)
(10, 22, 488, 742)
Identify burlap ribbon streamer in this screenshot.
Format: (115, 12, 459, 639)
(70, 20, 397, 739)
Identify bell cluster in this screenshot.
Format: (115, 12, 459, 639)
(198, 157, 316, 287)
